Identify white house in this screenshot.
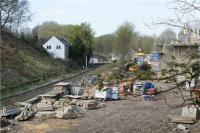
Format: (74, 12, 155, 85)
(43, 36, 71, 60)
(110, 53, 119, 61)
(89, 57, 98, 64)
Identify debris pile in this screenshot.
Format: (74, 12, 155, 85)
(1, 62, 199, 132)
(0, 76, 106, 126)
(15, 104, 34, 121)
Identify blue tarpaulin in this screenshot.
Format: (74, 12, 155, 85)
(151, 53, 160, 62)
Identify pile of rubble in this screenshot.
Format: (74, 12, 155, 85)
(0, 70, 161, 131)
(0, 77, 105, 131)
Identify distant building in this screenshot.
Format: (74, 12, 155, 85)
(178, 25, 200, 43)
(43, 36, 71, 60)
(152, 28, 200, 71)
(111, 53, 119, 61)
(153, 43, 200, 71)
(89, 52, 109, 64)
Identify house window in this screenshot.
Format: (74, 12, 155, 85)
(47, 46, 51, 49)
(56, 45, 61, 49)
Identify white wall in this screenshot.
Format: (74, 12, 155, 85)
(43, 36, 68, 60)
(89, 57, 98, 64)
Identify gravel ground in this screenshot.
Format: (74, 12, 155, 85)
(11, 81, 200, 133)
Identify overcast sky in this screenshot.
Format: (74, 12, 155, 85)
(28, 0, 174, 37)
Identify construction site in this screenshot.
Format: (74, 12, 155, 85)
(1, 0, 200, 133)
(1, 48, 200, 133)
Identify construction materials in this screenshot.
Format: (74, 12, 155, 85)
(37, 100, 54, 111)
(54, 82, 71, 95)
(53, 98, 69, 108)
(143, 82, 156, 95)
(181, 106, 198, 120)
(36, 111, 56, 119)
(110, 87, 120, 100)
(15, 105, 34, 121)
(146, 88, 157, 95)
(120, 81, 125, 96)
(110, 93, 120, 100)
(64, 95, 82, 99)
(95, 88, 111, 99)
(169, 115, 196, 124)
(0, 105, 21, 117)
(83, 85, 97, 97)
(70, 87, 84, 96)
(37, 105, 53, 111)
(24, 96, 40, 104)
(55, 106, 76, 119)
(133, 82, 143, 95)
(39, 93, 61, 101)
(144, 82, 154, 90)
(83, 100, 98, 110)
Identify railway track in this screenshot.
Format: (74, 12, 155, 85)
(0, 64, 106, 106)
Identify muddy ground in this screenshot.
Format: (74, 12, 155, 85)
(11, 81, 200, 133)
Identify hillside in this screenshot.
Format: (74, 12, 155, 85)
(0, 30, 71, 97)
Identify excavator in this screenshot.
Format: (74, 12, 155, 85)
(127, 49, 147, 72)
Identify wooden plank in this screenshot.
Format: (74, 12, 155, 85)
(64, 95, 82, 99)
(169, 115, 196, 124)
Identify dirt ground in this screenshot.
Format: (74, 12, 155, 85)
(11, 81, 200, 133)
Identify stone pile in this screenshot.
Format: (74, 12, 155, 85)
(15, 104, 34, 121)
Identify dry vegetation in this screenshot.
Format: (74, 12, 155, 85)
(0, 30, 71, 97)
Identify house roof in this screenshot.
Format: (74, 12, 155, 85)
(54, 36, 72, 47)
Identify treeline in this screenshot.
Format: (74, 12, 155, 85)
(31, 21, 154, 65)
(31, 21, 95, 66)
(94, 27, 177, 56)
(29, 21, 174, 66)
(93, 24, 154, 55)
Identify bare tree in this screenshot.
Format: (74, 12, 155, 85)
(115, 22, 135, 65)
(0, 0, 31, 31)
(151, 0, 200, 35)
(151, 0, 200, 107)
(159, 28, 176, 44)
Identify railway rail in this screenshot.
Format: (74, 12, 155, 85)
(0, 65, 105, 107)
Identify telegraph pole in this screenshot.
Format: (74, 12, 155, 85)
(85, 55, 88, 69)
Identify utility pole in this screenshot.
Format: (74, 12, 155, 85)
(85, 55, 88, 69)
